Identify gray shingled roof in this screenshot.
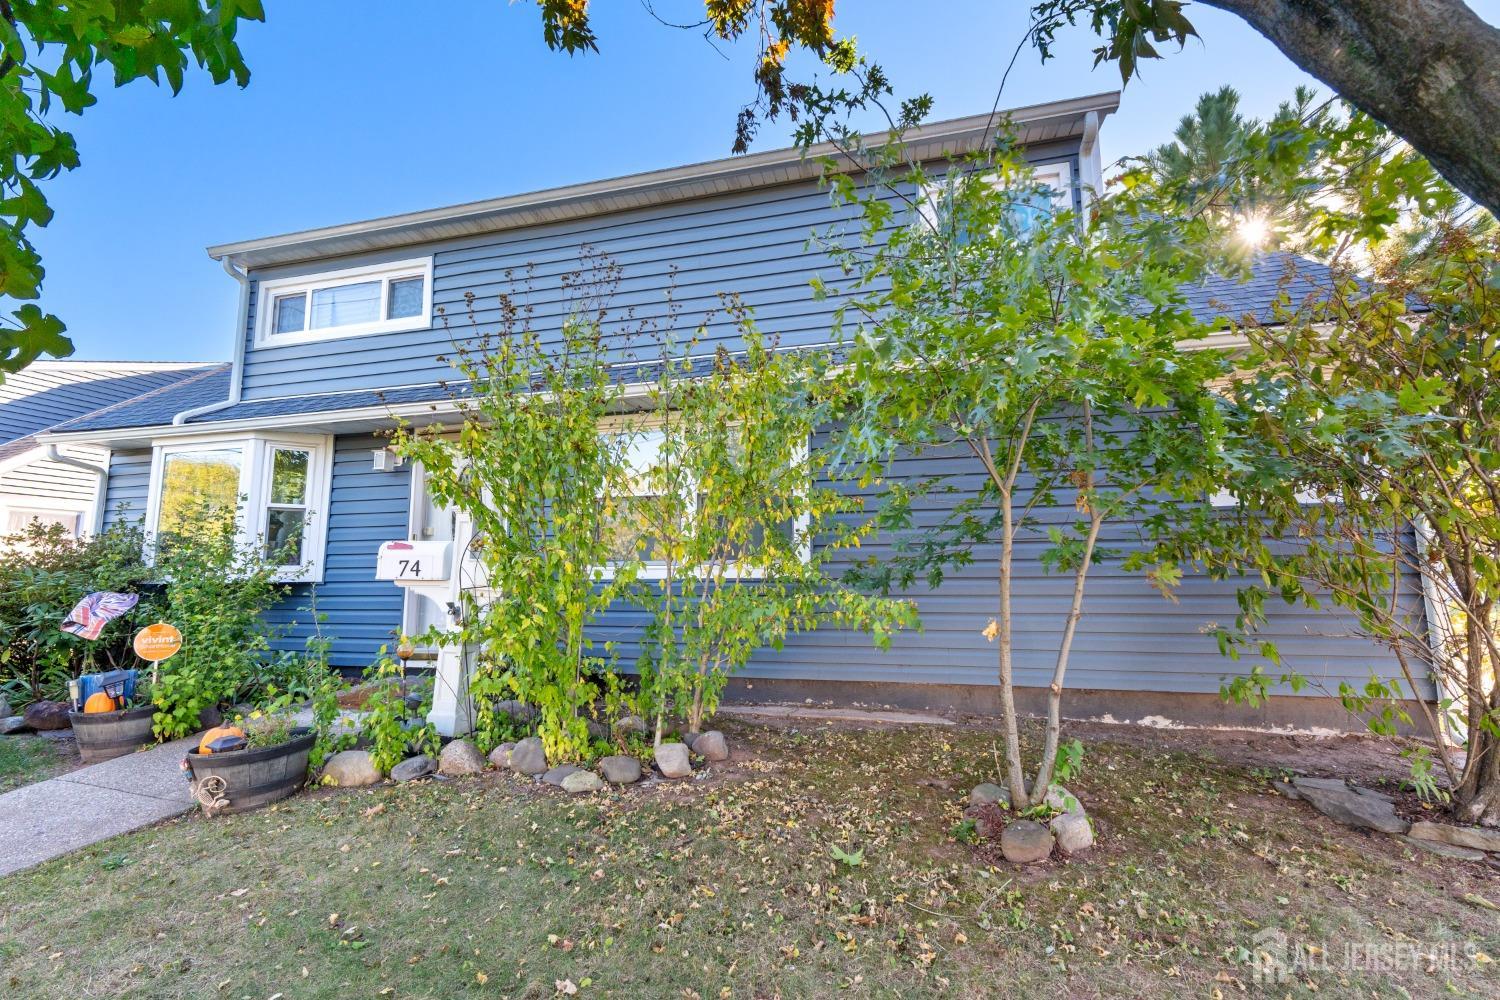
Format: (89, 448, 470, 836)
(1182, 251, 1343, 326)
(0, 361, 219, 445)
(45, 364, 232, 433)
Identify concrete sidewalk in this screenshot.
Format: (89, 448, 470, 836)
(0, 735, 198, 877)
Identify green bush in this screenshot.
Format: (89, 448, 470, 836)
(148, 512, 290, 740)
(0, 520, 154, 707)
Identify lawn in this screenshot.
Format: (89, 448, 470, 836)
(1, 718, 1495, 999)
(0, 733, 75, 792)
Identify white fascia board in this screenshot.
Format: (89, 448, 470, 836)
(207, 92, 1121, 269)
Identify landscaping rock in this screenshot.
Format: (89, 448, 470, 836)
(970, 782, 1010, 809)
(391, 756, 436, 782)
(1400, 835, 1486, 862)
(615, 715, 646, 736)
(1271, 780, 1301, 800)
(0, 695, 10, 718)
(0, 716, 26, 735)
(543, 764, 584, 786)
(322, 750, 381, 787)
(1408, 820, 1500, 854)
(585, 719, 608, 742)
(598, 755, 643, 784)
(488, 742, 515, 768)
(1044, 784, 1084, 815)
(438, 739, 485, 776)
(694, 731, 729, 762)
(1292, 777, 1409, 834)
(1354, 785, 1396, 804)
(1050, 811, 1094, 855)
(509, 737, 548, 776)
(1000, 820, 1054, 864)
(22, 700, 71, 731)
(562, 771, 604, 794)
(655, 742, 692, 779)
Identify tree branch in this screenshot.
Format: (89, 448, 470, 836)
(1204, 0, 1500, 214)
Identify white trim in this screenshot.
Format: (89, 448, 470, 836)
(253, 257, 433, 348)
(207, 93, 1121, 269)
(594, 416, 811, 581)
(0, 502, 89, 539)
(917, 159, 1074, 231)
(144, 430, 333, 583)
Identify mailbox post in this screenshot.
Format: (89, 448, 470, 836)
(374, 536, 474, 736)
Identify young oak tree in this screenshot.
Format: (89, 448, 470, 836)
(616, 316, 915, 746)
(824, 144, 1229, 809)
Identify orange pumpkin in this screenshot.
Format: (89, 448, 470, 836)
(83, 691, 119, 714)
(198, 725, 246, 755)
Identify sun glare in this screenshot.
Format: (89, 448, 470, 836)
(1236, 213, 1271, 249)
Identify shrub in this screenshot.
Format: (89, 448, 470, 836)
(0, 520, 154, 707)
(359, 654, 440, 774)
(147, 509, 291, 740)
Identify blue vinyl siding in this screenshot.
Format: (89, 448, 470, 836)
(94, 430, 1425, 698)
(101, 450, 152, 529)
(236, 145, 1083, 401)
(594, 431, 1431, 700)
(269, 434, 410, 669)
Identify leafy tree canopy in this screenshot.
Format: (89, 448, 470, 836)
(0, 0, 263, 381)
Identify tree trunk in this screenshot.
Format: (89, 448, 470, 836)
(1206, 0, 1500, 215)
(1030, 509, 1103, 806)
(1454, 602, 1500, 825)
(997, 491, 1030, 805)
(1456, 715, 1500, 826)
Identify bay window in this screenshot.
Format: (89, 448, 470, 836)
(146, 433, 332, 581)
(256, 257, 432, 347)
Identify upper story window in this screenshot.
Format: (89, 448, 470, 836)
(917, 160, 1073, 235)
(255, 257, 433, 347)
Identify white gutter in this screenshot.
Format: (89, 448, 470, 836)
(41, 444, 108, 536)
(172, 257, 248, 425)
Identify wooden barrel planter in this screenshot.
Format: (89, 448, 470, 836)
(183, 728, 315, 816)
(68, 706, 157, 763)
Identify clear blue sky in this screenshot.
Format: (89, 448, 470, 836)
(33, 0, 1500, 363)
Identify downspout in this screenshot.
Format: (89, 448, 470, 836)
(1078, 110, 1102, 211)
(41, 444, 108, 536)
(173, 256, 249, 424)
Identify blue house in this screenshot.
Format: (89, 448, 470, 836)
(38, 92, 1432, 734)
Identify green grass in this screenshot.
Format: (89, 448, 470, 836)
(0, 734, 73, 792)
(0, 720, 1495, 999)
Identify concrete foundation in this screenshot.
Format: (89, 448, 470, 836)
(723, 677, 1427, 735)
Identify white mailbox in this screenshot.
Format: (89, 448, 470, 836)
(376, 540, 453, 584)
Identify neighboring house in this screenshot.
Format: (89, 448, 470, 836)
(36, 92, 1433, 733)
(0, 361, 226, 543)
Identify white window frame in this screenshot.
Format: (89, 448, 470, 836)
(0, 504, 86, 538)
(596, 415, 812, 582)
(144, 432, 334, 583)
(254, 257, 433, 348)
(917, 160, 1073, 231)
